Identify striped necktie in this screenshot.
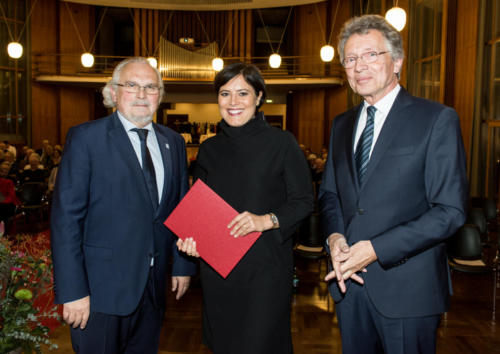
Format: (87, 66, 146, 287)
(355, 105, 376, 185)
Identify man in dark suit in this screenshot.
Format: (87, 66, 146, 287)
(51, 57, 196, 353)
(319, 15, 467, 354)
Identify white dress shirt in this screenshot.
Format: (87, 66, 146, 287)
(353, 84, 401, 158)
(117, 112, 164, 203)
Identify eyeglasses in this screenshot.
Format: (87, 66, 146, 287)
(116, 82, 160, 95)
(342, 51, 390, 68)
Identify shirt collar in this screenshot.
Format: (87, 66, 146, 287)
(364, 84, 401, 116)
(116, 111, 154, 133)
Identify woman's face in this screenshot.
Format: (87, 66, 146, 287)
(218, 74, 262, 127)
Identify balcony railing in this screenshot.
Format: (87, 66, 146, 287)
(32, 53, 344, 82)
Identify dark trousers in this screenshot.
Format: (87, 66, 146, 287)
(336, 282, 441, 354)
(70, 270, 164, 354)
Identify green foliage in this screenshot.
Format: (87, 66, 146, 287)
(0, 237, 60, 353)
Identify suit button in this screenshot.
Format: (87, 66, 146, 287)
(357, 209, 364, 215)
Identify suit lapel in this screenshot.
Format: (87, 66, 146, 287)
(107, 113, 155, 212)
(361, 89, 412, 187)
(153, 124, 173, 215)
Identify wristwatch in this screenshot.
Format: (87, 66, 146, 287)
(269, 213, 279, 228)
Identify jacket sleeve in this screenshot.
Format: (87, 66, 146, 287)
(371, 107, 468, 267)
(318, 119, 345, 242)
(170, 135, 197, 276)
(272, 133, 314, 242)
(50, 126, 91, 304)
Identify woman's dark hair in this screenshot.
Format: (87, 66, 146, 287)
(214, 63, 267, 109)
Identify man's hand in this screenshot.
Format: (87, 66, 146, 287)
(172, 276, 190, 300)
(338, 240, 377, 284)
(63, 296, 90, 329)
(324, 233, 351, 292)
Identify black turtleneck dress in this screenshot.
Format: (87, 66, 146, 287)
(194, 113, 314, 354)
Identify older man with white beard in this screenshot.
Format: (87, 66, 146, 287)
(51, 57, 196, 354)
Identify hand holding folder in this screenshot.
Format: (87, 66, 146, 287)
(164, 179, 261, 278)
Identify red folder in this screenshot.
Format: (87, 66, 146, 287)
(164, 179, 261, 278)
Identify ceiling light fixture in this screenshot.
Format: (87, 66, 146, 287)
(212, 57, 224, 71)
(385, 2, 407, 31)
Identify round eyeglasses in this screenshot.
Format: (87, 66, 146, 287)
(342, 51, 390, 68)
(116, 82, 160, 95)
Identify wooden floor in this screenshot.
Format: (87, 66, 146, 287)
(47, 251, 500, 354)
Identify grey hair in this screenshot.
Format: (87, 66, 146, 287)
(337, 14, 405, 65)
(102, 57, 164, 108)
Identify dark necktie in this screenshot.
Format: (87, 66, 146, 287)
(131, 128, 159, 209)
(355, 105, 376, 185)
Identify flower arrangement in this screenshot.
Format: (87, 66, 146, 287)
(0, 235, 60, 353)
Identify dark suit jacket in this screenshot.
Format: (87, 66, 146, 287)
(319, 88, 468, 318)
(51, 112, 196, 316)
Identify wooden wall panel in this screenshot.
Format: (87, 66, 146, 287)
(453, 0, 479, 164)
(31, 83, 59, 149)
(59, 88, 93, 144)
(293, 4, 327, 76)
(31, 0, 58, 148)
(59, 2, 93, 74)
(324, 86, 348, 141)
(30, 0, 95, 148)
(30, 0, 58, 75)
(290, 89, 326, 153)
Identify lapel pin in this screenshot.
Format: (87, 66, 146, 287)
(165, 143, 170, 149)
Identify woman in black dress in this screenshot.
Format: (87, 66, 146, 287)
(177, 63, 313, 354)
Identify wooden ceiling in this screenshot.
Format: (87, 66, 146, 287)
(62, 0, 325, 11)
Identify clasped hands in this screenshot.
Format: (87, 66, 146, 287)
(324, 233, 377, 293)
(177, 211, 272, 258)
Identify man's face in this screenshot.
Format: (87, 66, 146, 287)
(343, 30, 402, 105)
(110, 62, 161, 127)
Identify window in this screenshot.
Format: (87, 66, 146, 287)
(479, 0, 500, 196)
(0, 0, 27, 141)
(408, 0, 445, 102)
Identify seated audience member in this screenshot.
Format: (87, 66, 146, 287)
(16, 145, 29, 164)
(4, 141, 17, 158)
(51, 145, 62, 166)
(0, 161, 16, 183)
(19, 153, 47, 184)
(0, 163, 20, 222)
(3, 151, 20, 180)
(41, 144, 54, 171)
(312, 157, 325, 181)
(307, 153, 317, 170)
(47, 147, 63, 193)
(19, 148, 34, 170)
(37, 139, 50, 157)
(320, 147, 328, 161)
